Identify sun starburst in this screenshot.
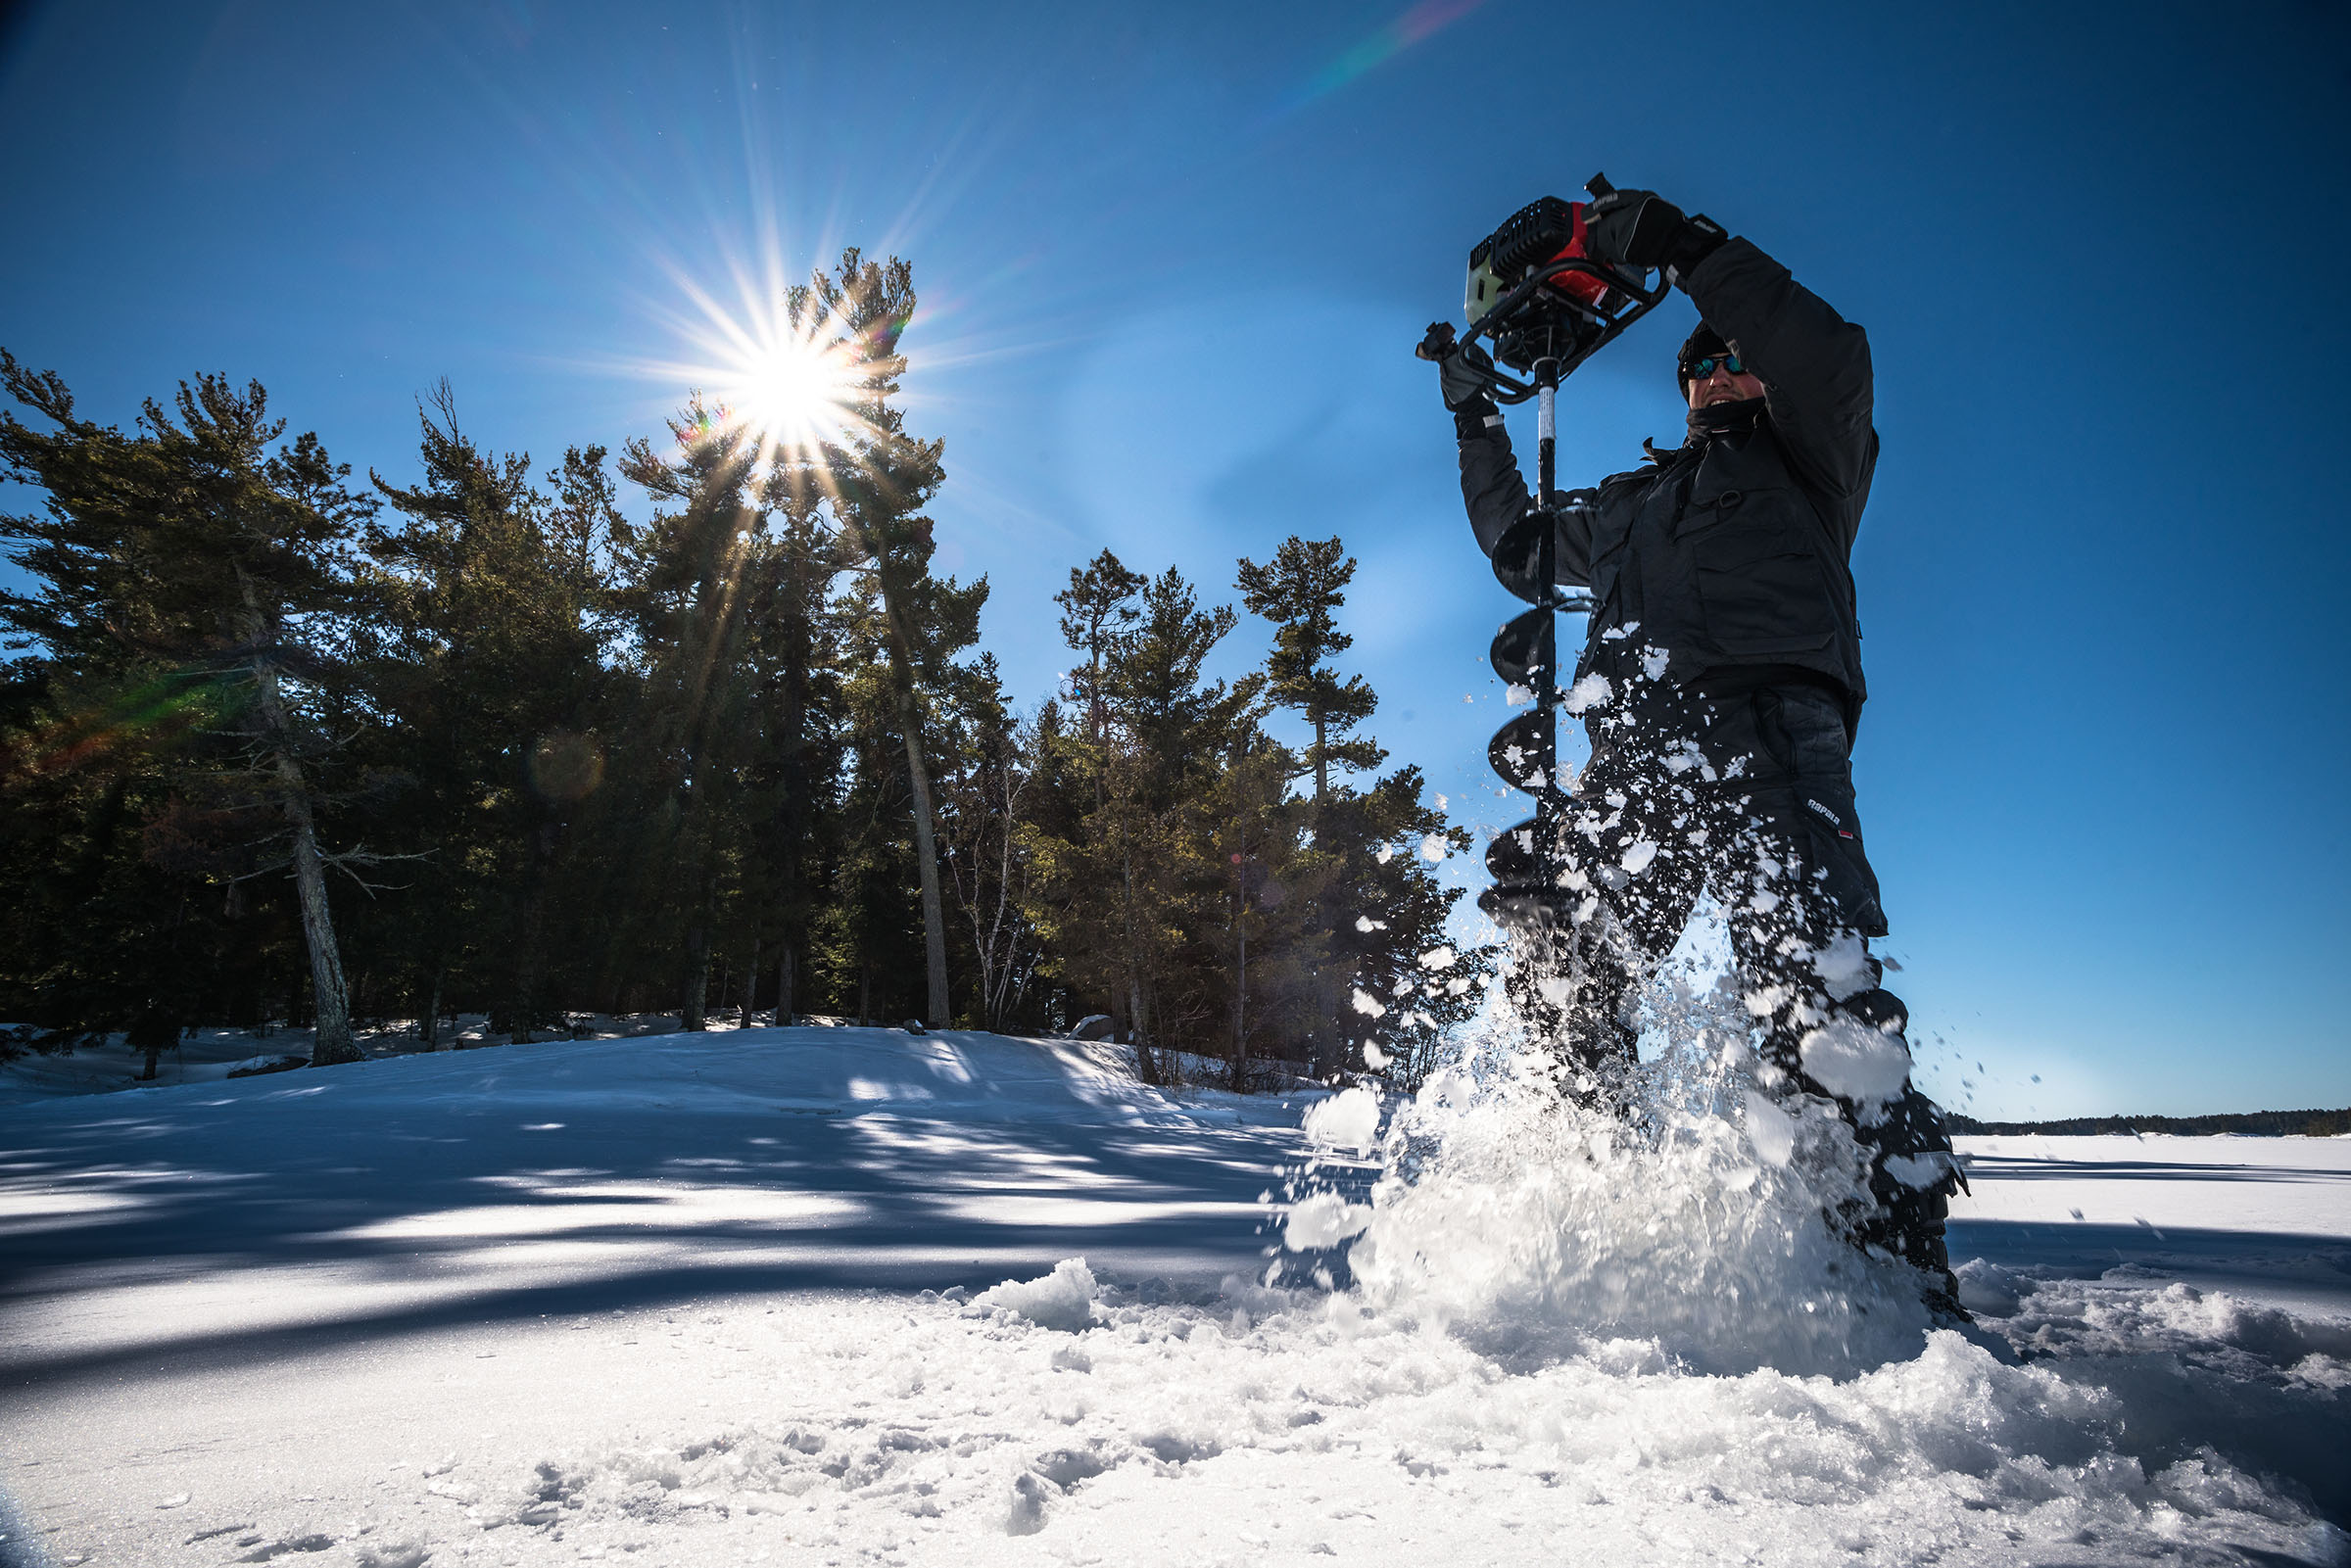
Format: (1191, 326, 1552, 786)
(714, 324, 860, 462)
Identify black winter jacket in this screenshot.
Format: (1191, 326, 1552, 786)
(1459, 236, 1877, 725)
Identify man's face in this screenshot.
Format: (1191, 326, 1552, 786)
(1685, 348, 1765, 409)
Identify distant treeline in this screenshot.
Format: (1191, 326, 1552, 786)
(1946, 1108, 2351, 1138)
(0, 251, 1488, 1087)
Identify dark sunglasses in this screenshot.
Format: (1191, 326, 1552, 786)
(1682, 353, 1748, 381)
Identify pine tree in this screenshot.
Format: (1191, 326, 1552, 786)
(615, 397, 770, 1029)
(936, 654, 1043, 1031)
(363, 386, 617, 1042)
(0, 356, 377, 1064)
(784, 250, 961, 1026)
(735, 504, 848, 1026)
(1055, 550, 1147, 779)
(1234, 537, 1382, 805)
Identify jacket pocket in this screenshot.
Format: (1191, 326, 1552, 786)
(1790, 781, 1888, 939)
(1688, 491, 1841, 657)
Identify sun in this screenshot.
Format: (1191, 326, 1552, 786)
(719, 330, 859, 459)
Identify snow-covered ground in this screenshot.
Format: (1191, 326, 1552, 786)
(2, 1027, 2345, 1567)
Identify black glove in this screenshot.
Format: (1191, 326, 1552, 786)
(1439, 340, 1500, 415)
(1582, 188, 1728, 280)
(1418, 322, 1499, 418)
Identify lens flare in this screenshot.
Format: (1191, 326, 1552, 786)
(3, 669, 242, 780)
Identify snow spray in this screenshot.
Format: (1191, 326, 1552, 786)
(1300, 927, 1933, 1379)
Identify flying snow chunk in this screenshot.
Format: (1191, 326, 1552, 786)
(1799, 1019, 1912, 1107)
(1362, 1041, 1390, 1069)
(1810, 931, 1876, 1002)
(1303, 1085, 1382, 1154)
(1743, 1089, 1797, 1167)
(1619, 839, 1659, 876)
(1563, 672, 1614, 714)
(1419, 834, 1447, 863)
(971, 1258, 1098, 1332)
(1283, 1191, 1373, 1251)
(1416, 945, 1456, 971)
(1350, 988, 1387, 1019)
(1884, 1152, 1956, 1190)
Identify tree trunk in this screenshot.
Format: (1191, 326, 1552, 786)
(1232, 879, 1248, 1071)
(775, 944, 795, 1026)
(896, 711, 952, 1026)
(1313, 710, 1329, 805)
(857, 962, 872, 1027)
(235, 568, 358, 1067)
(420, 964, 445, 1049)
(743, 934, 760, 1028)
(510, 823, 556, 1038)
(682, 915, 711, 1030)
(875, 582, 952, 1027)
(1122, 841, 1158, 1083)
(281, 765, 357, 1064)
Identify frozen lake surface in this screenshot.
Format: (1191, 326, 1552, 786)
(2, 1027, 2345, 1566)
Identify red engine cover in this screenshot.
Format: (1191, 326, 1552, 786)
(1543, 204, 1612, 310)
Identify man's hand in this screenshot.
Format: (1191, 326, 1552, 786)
(1418, 323, 1500, 414)
(1582, 188, 1728, 280)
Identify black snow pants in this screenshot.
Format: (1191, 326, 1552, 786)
(1538, 676, 1961, 1281)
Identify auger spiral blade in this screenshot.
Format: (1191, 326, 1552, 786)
(1489, 605, 1556, 689)
(1487, 707, 1555, 793)
(1490, 512, 1556, 606)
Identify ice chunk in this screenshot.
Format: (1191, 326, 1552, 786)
(353, 1544, 431, 1568)
(1563, 673, 1613, 714)
(1799, 1019, 1911, 1106)
(1744, 1089, 1796, 1166)
(972, 1258, 1098, 1332)
(1304, 1086, 1381, 1154)
(1619, 839, 1659, 876)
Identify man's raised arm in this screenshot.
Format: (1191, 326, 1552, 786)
(1438, 351, 1596, 587)
(1679, 238, 1876, 513)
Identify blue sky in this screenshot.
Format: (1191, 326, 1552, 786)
(3, 0, 2345, 1118)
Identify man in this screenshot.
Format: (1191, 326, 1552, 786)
(1434, 186, 1964, 1312)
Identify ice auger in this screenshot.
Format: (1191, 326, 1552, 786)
(1416, 174, 1670, 934)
